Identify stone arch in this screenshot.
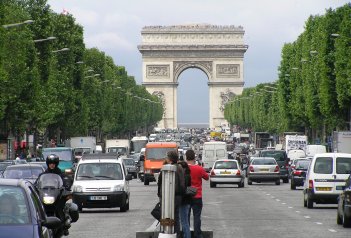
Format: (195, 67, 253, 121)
(139, 24, 248, 129)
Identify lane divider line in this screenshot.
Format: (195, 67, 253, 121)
(328, 229, 337, 233)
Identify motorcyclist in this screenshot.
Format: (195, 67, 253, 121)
(37, 154, 70, 236)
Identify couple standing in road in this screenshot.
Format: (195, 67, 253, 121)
(157, 149, 209, 238)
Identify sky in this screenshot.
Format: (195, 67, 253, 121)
(47, 0, 350, 124)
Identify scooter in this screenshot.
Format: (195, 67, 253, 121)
(36, 173, 79, 237)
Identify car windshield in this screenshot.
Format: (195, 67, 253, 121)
(260, 151, 286, 161)
(108, 147, 127, 154)
(336, 157, 351, 174)
(4, 167, 43, 179)
(42, 149, 73, 161)
(314, 157, 333, 174)
(146, 148, 177, 160)
(295, 160, 310, 169)
(123, 159, 135, 166)
(0, 186, 30, 225)
(214, 161, 237, 169)
(76, 163, 123, 180)
(252, 159, 276, 165)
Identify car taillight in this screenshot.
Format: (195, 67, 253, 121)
(309, 180, 313, 189)
(249, 166, 254, 172)
(236, 170, 241, 176)
(293, 170, 302, 176)
(285, 165, 289, 169)
(274, 165, 280, 172)
(210, 170, 215, 176)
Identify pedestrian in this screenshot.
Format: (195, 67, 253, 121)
(157, 150, 185, 238)
(178, 160, 192, 238)
(186, 149, 209, 238)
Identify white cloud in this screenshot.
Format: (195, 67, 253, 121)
(85, 32, 134, 51)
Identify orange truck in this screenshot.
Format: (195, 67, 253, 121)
(143, 142, 178, 185)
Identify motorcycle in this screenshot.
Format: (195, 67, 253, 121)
(36, 173, 79, 237)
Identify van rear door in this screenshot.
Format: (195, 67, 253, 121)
(335, 156, 351, 192)
(313, 156, 334, 193)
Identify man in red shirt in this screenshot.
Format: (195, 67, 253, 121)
(186, 149, 209, 238)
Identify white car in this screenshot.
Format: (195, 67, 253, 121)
(72, 153, 132, 212)
(209, 159, 244, 188)
(303, 153, 351, 208)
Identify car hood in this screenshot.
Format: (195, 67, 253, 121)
(0, 225, 35, 238)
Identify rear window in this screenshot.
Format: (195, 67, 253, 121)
(214, 161, 237, 169)
(336, 157, 351, 174)
(146, 148, 177, 160)
(252, 159, 276, 165)
(314, 157, 333, 174)
(260, 151, 286, 161)
(295, 160, 310, 170)
(123, 159, 135, 166)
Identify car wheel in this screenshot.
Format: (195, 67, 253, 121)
(248, 179, 252, 185)
(343, 211, 351, 227)
(307, 194, 313, 209)
(144, 178, 149, 185)
(283, 178, 289, 183)
(303, 192, 307, 207)
(120, 203, 128, 212)
(78, 204, 83, 212)
(275, 179, 280, 185)
(290, 181, 296, 190)
(210, 182, 216, 188)
(337, 211, 343, 225)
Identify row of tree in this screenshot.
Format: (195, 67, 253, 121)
(0, 0, 163, 145)
(224, 3, 351, 142)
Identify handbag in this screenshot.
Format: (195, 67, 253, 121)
(151, 202, 161, 221)
(185, 186, 197, 196)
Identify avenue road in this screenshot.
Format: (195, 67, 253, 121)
(69, 178, 349, 238)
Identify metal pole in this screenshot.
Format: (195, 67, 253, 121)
(159, 164, 176, 237)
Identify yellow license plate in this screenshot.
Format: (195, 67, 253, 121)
(220, 171, 231, 174)
(260, 169, 269, 172)
(316, 187, 332, 191)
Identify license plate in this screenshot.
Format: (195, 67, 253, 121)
(90, 196, 107, 200)
(336, 186, 345, 190)
(316, 187, 332, 191)
(260, 169, 269, 172)
(220, 171, 231, 174)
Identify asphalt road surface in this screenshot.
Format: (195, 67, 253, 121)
(69, 178, 350, 238)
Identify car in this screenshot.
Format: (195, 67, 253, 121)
(259, 150, 289, 183)
(0, 179, 61, 238)
(2, 164, 45, 183)
(290, 159, 310, 190)
(29, 161, 48, 171)
(122, 157, 138, 178)
(289, 157, 312, 177)
(303, 153, 351, 209)
(247, 157, 281, 185)
(0, 161, 13, 175)
(72, 153, 132, 212)
(209, 159, 244, 188)
(337, 175, 351, 227)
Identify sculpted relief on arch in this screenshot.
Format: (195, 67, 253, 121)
(152, 91, 166, 116)
(220, 89, 236, 112)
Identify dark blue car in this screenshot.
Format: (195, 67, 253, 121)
(0, 179, 61, 238)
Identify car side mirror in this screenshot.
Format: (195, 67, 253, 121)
(126, 174, 133, 181)
(43, 216, 61, 229)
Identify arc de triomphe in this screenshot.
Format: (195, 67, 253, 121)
(138, 24, 248, 129)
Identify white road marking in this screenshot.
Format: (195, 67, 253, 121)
(281, 203, 286, 205)
(271, 196, 275, 199)
(328, 229, 337, 233)
(295, 211, 300, 213)
(315, 222, 323, 225)
(304, 216, 310, 219)
(266, 194, 270, 196)
(288, 207, 293, 209)
(276, 199, 280, 202)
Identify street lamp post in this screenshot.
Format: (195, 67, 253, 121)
(52, 47, 69, 53)
(33, 36, 56, 43)
(2, 20, 34, 28)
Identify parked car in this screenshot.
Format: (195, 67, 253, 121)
(122, 158, 138, 178)
(259, 150, 289, 183)
(0, 179, 61, 237)
(209, 159, 244, 188)
(2, 164, 45, 183)
(72, 153, 132, 212)
(303, 153, 351, 208)
(337, 174, 351, 227)
(290, 159, 310, 190)
(247, 157, 280, 185)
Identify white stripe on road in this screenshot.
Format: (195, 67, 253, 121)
(266, 194, 270, 195)
(271, 196, 275, 199)
(304, 216, 310, 219)
(315, 222, 323, 225)
(288, 207, 293, 209)
(281, 203, 286, 205)
(328, 229, 337, 233)
(295, 211, 300, 213)
(276, 199, 280, 202)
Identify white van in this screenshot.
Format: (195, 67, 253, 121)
(306, 145, 326, 157)
(287, 149, 306, 160)
(202, 141, 227, 172)
(303, 153, 351, 208)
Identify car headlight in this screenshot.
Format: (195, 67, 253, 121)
(43, 196, 55, 205)
(113, 185, 124, 192)
(73, 185, 83, 192)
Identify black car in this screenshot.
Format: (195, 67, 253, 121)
(290, 159, 310, 190)
(259, 150, 289, 183)
(337, 175, 351, 227)
(0, 179, 61, 238)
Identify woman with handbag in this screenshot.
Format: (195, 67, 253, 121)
(178, 161, 193, 238)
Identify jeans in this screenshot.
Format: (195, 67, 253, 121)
(190, 198, 203, 238)
(180, 203, 191, 238)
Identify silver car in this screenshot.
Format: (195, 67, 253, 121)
(247, 157, 280, 185)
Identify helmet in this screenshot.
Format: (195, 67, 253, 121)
(46, 154, 59, 167)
